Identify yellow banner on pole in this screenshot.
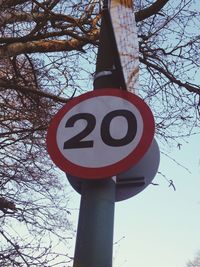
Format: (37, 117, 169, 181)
(111, 0, 132, 8)
(109, 0, 139, 94)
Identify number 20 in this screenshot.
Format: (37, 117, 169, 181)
(63, 109, 137, 149)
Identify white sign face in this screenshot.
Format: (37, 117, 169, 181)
(46, 89, 154, 179)
(109, 0, 139, 93)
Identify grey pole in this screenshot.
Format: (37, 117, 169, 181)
(73, 3, 125, 267)
(73, 178, 116, 267)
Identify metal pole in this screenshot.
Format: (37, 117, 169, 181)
(73, 178, 115, 267)
(73, 5, 124, 267)
(94, 7, 126, 90)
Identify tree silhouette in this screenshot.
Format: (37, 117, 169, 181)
(0, 0, 199, 266)
(187, 251, 200, 267)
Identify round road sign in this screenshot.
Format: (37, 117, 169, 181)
(46, 88, 155, 179)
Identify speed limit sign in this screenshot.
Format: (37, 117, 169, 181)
(46, 88, 155, 179)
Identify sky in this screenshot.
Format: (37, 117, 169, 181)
(67, 132, 200, 267)
(113, 133, 200, 267)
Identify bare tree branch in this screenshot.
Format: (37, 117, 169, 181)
(135, 0, 169, 22)
(0, 30, 99, 58)
(0, 78, 68, 102)
(0, 0, 29, 8)
(140, 57, 200, 95)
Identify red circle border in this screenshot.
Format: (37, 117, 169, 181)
(46, 88, 155, 179)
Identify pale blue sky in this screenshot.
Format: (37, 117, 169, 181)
(113, 133, 200, 267)
(67, 133, 200, 267)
